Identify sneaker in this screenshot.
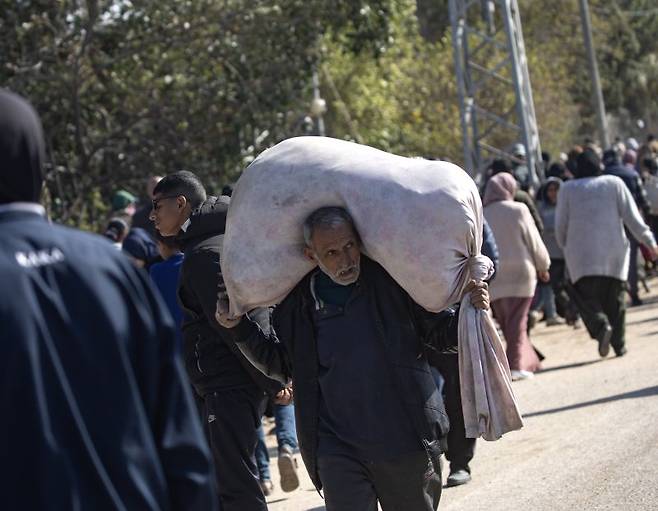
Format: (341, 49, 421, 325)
(278, 445, 300, 493)
(510, 370, 534, 381)
(260, 479, 274, 497)
(597, 325, 612, 358)
(545, 317, 565, 327)
(445, 469, 472, 488)
(630, 296, 644, 307)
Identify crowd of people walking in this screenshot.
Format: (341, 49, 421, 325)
(481, 138, 658, 378)
(2, 88, 658, 511)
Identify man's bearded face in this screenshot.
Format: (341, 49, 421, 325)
(304, 222, 361, 286)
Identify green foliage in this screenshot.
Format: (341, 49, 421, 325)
(591, 0, 658, 128)
(0, 0, 394, 228)
(322, 0, 657, 161)
(321, 1, 461, 159)
(1, 0, 656, 228)
(322, 0, 585, 160)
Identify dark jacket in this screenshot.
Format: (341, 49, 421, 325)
(605, 162, 650, 215)
(0, 207, 216, 511)
(226, 257, 459, 490)
(122, 227, 161, 269)
(482, 218, 499, 280)
(176, 196, 283, 396)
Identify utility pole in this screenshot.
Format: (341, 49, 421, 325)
(450, 0, 542, 186)
(578, 0, 610, 149)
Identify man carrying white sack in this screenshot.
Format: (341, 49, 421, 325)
(216, 206, 490, 511)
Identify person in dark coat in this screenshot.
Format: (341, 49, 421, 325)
(603, 149, 650, 305)
(122, 226, 161, 269)
(216, 207, 490, 511)
(546, 162, 569, 181)
(603, 149, 649, 214)
(429, 219, 498, 489)
(103, 216, 130, 249)
(482, 218, 499, 278)
(149, 171, 286, 511)
(0, 90, 216, 511)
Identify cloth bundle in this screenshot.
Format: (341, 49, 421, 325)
(458, 256, 525, 440)
(222, 136, 523, 440)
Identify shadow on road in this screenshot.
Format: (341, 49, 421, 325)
(628, 295, 658, 308)
(626, 315, 658, 326)
(537, 359, 603, 374)
(523, 385, 658, 418)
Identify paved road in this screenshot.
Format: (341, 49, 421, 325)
(263, 281, 658, 510)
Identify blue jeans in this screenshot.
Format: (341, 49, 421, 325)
(255, 404, 298, 481)
(274, 403, 298, 451)
(255, 425, 271, 481)
(533, 283, 557, 319)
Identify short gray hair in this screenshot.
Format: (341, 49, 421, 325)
(303, 207, 356, 247)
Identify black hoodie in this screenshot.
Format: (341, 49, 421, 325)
(0, 91, 216, 510)
(0, 90, 45, 203)
(176, 196, 284, 395)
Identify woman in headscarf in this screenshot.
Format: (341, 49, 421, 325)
(484, 173, 551, 380)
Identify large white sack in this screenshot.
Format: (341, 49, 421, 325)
(222, 136, 523, 440)
(224, 136, 480, 316)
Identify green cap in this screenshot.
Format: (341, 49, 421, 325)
(111, 190, 138, 211)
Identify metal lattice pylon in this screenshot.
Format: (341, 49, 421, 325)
(449, 0, 542, 187)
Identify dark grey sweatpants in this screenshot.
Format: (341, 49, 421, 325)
(317, 450, 442, 511)
(204, 386, 268, 511)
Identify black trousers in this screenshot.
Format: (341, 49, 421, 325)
(203, 386, 268, 511)
(431, 355, 475, 473)
(317, 450, 442, 511)
(571, 276, 626, 353)
(549, 258, 579, 321)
